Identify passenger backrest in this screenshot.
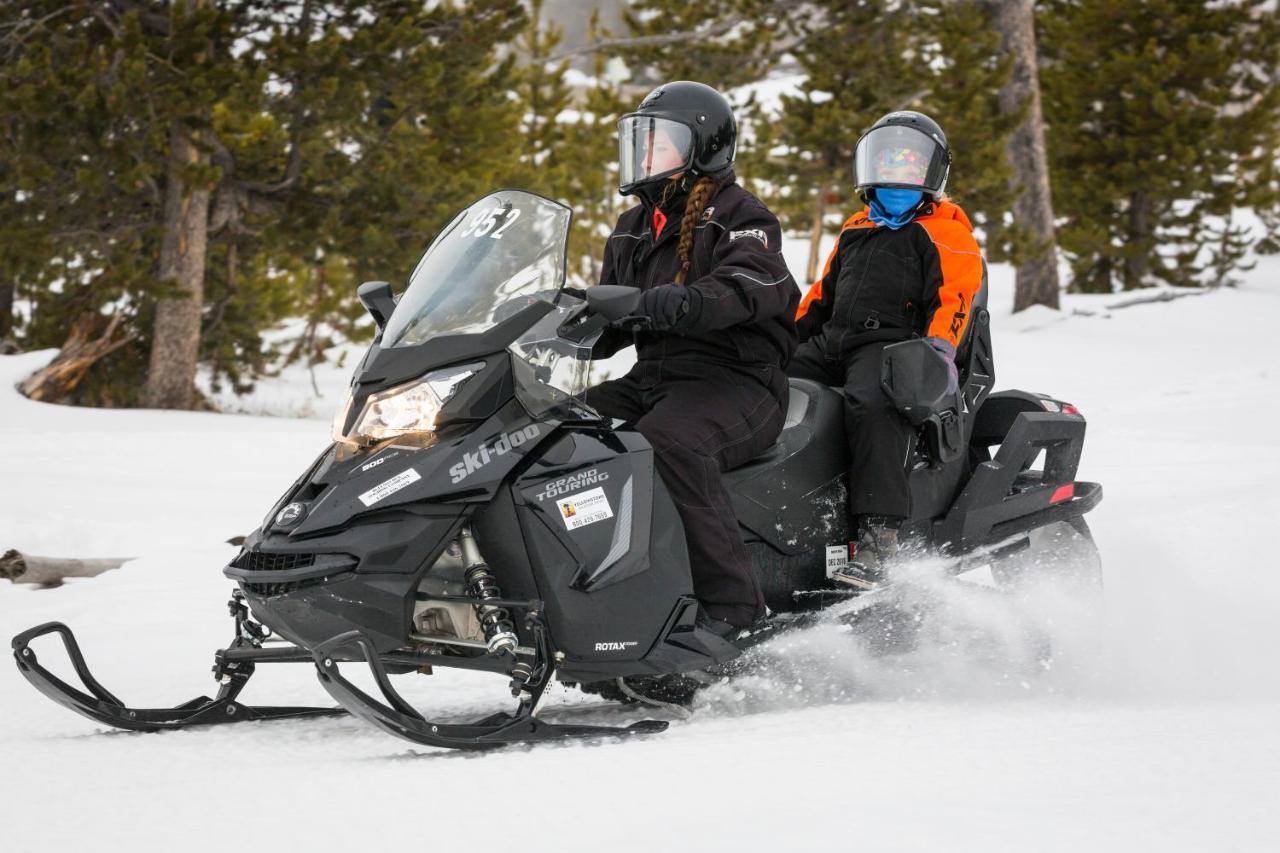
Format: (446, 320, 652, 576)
(955, 261, 989, 376)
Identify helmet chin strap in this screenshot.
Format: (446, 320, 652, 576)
(634, 173, 691, 207)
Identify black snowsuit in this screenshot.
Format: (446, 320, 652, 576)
(587, 176, 799, 627)
(788, 201, 984, 519)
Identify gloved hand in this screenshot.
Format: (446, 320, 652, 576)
(925, 336, 959, 395)
(638, 283, 694, 332)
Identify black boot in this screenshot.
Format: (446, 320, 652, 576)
(831, 516, 903, 590)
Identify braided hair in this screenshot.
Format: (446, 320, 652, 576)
(673, 176, 721, 285)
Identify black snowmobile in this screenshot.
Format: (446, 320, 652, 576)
(12, 189, 1102, 750)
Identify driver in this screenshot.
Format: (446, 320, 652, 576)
(587, 81, 799, 635)
(787, 111, 984, 588)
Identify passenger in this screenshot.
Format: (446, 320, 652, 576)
(788, 111, 984, 588)
(587, 81, 799, 634)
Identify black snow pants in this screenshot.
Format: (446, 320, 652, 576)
(786, 335, 916, 520)
(586, 359, 785, 628)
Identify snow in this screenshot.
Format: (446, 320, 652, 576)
(3, 249, 1280, 851)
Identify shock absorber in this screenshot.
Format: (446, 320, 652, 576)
(456, 526, 519, 656)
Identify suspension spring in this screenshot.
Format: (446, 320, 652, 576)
(457, 527, 519, 656)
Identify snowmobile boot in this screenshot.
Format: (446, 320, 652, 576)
(696, 603, 773, 641)
(832, 519, 901, 590)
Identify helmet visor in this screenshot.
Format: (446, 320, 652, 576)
(854, 125, 948, 193)
(618, 116, 694, 191)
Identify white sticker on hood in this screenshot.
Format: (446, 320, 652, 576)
(556, 487, 613, 531)
(358, 468, 421, 507)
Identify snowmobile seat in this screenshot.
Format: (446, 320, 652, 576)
(724, 378, 850, 554)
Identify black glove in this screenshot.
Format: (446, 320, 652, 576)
(925, 336, 959, 395)
(638, 283, 693, 332)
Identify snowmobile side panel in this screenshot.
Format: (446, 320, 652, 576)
(554, 596, 741, 683)
(507, 428, 701, 668)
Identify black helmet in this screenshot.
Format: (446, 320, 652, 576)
(617, 81, 737, 196)
(854, 111, 951, 200)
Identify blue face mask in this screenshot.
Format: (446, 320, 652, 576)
(868, 188, 925, 229)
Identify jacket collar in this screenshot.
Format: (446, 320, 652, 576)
(840, 199, 974, 234)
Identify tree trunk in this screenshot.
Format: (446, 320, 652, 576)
(990, 0, 1061, 312)
(0, 278, 13, 342)
(806, 182, 828, 284)
(143, 123, 211, 409)
(1123, 190, 1152, 289)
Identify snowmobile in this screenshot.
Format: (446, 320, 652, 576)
(12, 189, 1102, 750)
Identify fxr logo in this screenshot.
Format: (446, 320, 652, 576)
(448, 425, 542, 484)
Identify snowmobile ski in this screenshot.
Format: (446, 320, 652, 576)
(12, 620, 346, 733)
(311, 630, 667, 751)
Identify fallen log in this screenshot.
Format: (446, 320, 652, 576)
(18, 312, 136, 402)
(0, 549, 134, 587)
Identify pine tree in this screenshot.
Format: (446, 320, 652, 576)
(618, 0, 787, 89)
(1040, 0, 1280, 291)
(514, 2, 629, 285)
(0, 0, 529, 406)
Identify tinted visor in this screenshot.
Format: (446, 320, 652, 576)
(854, 125, 948, 193)
(618, 116, 694, 191)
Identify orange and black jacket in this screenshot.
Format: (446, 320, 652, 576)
(795, 200, 984, 353)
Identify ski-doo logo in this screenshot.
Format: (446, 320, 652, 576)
(729, 228, 767, 248)
(594, 641, 639, 652)
(534, 467, 609, 502)
(448, 425, 542, 484)
(275, 502, 305, 527)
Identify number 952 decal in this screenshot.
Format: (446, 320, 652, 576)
(461, 206, 521, 239)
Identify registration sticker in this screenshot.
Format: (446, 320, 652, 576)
(358, 468, 421, 507)
(556, 487, 613, 531)
(825, 544, 849, 579)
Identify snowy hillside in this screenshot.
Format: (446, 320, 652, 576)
(2, 253, 1280, 851)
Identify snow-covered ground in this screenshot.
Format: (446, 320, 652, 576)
(3, 247, 1280, 851)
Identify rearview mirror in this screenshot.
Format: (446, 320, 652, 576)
(358, 281, 397, 331)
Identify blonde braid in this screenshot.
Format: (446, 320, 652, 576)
(674, 176, 720, 285)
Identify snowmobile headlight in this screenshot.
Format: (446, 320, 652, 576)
(336, 363, 483, 446)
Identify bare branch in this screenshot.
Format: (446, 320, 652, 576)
(546, 16, 751, 63)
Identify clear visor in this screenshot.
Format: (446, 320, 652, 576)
(854, 125, 948, 192)
(618, 116, 694, 190)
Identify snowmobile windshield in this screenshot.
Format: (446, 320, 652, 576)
(854, 124, 948, 194)
(382, 190, 573, 347)
(508, 293, 598, 417)
(618, 115, 694, 190)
